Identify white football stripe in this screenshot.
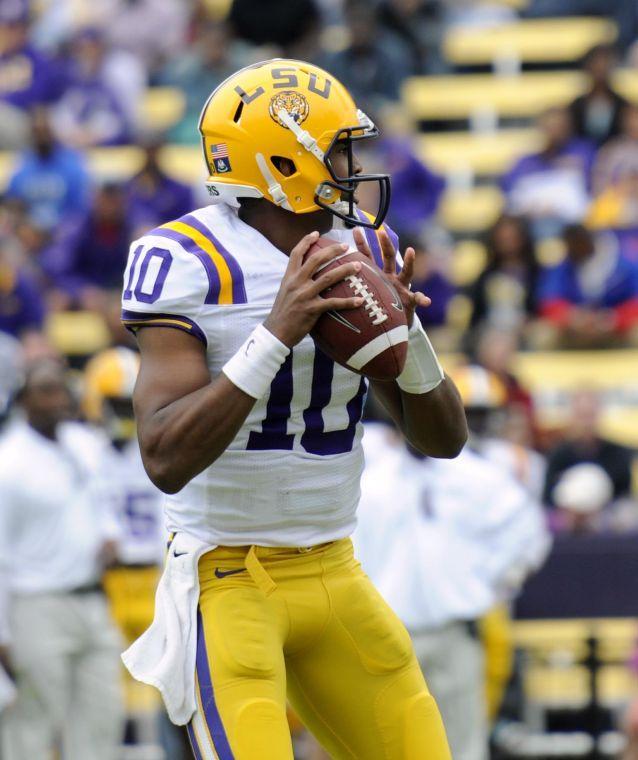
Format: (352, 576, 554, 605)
(347, 325, 408, 370)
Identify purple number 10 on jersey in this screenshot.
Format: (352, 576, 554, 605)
(247, 347, 367, 456)
(123, 245, 172, 304)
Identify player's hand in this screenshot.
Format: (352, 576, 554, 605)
(264, 231, 365, 347)
(353, 228, 430, 327)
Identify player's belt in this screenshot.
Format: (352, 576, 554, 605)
(241, 542, 335, 596)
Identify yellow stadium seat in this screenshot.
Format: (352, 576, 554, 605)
(451, 239, 488, 285)
(46, 310, 110, 356)
(512, 350, 638, 446)
(417, 128, 542, 176)
(140, 87, 186, 132)
(439, 185, 504, 233)
(444, 17, 617, 67)
(403, 69, 638, 123)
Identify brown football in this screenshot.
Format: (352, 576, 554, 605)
(305, 237, 408, 380)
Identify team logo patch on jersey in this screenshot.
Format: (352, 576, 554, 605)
(269, 91, 310, 129)
(210, 143, 232, 173)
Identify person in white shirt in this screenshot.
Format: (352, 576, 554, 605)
(0, 359, 125, 760)
(354, 422, 550, 760)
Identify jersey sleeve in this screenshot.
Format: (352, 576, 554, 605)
(120, 230, 212, 345)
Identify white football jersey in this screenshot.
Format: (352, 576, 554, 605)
(106, 439, 167, 566)
(121, 203, 397, 547)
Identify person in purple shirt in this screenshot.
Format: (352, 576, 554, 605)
(51, 28, 130, 148)
(126, 137, 195, 233)
(501, 108, 596, 239)
(402, 234, 455, 329)
(0, 3, 66, 111)
(0, 2, 67, 148)
(380, 136, 445, 237)
(0, 265, 46, 339)
(6, 107, 90, 230)
(41, 183, 133, 310)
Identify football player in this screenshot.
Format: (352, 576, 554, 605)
(83, 347, 166, 643)
(121, 59, 467, 759)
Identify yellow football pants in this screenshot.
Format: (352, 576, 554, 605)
(188, 538, 450, 760)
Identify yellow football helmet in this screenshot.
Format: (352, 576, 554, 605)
(198, 58, 391, 229)
(449, 365, 507, 410)
(83, 347, 140, 442)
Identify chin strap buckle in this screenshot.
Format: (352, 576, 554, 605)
(277, 108, 325, 162)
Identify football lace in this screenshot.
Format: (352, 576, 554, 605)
(346, 275, 388, 325)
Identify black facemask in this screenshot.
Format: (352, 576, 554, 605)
(315, 123, 391, 230)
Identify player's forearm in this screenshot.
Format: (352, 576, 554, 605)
(372, 377, 467, 458)
(139, 375, 256, 494)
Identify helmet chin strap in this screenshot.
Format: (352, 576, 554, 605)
(277, 108, 325, 162)
(255, 153, 293, 211)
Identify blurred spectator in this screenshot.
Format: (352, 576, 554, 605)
(475, 327, 534, 424)
(377, 0, 445, 74)
(525, 1, 638, 54)
(451, 364, 546, 501)
(501, 108, 595, 239)
(468, 215, 539, 335)
(380, 135, 445, 237)
(590, 105, 638, 261)
(230, 0, 320, 49)
(535, 224, 638, 348)
(569, 44, 627, 148)
(550, 462, 613, 533)
(404, 234, 455, 328)
(6, 108, 90, 230)
(319, 0, 412, 108)
(126, 136, 195, 232)
(543, 387, 633, 507)
(0, 252, 46, 340)
(160, 22, 249, 145)
(591, 103, 638, 198)
(101, 0, 189, 76)
(42, 183, 134, 310)
(0, 359, 124, 760)
(0, 1, 66, 148)
(51, 28, 131, 148)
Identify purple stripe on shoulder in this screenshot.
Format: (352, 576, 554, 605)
(187, 724, 204, 760)
(196, 608, 235, 760)
(182, 214, 248, 304)
(120, 309, 207, 346)
(150, 227, 220, 304)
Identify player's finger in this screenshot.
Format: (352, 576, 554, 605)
(399, 247, 415, 286)
(414, 291, 431, 308)
(300, 242, 349, 278)
(289, 230, 320, 270)
(378, 228, 396, 275)
(353, 228, 373, 261)
(309, 261, 361, 296)
(317, 295, 364, 312)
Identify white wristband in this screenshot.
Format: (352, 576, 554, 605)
(222, 324, 290, 399)
(396, 316, 444, 394)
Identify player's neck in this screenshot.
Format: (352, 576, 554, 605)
(238, 201, 332, 256)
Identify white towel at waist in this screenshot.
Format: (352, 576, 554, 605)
(121, 531, 215, 725)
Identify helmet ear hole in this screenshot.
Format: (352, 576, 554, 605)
(271, 156, 297, 177)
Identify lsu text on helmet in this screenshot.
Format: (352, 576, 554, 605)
(198, 59, 391, 229)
